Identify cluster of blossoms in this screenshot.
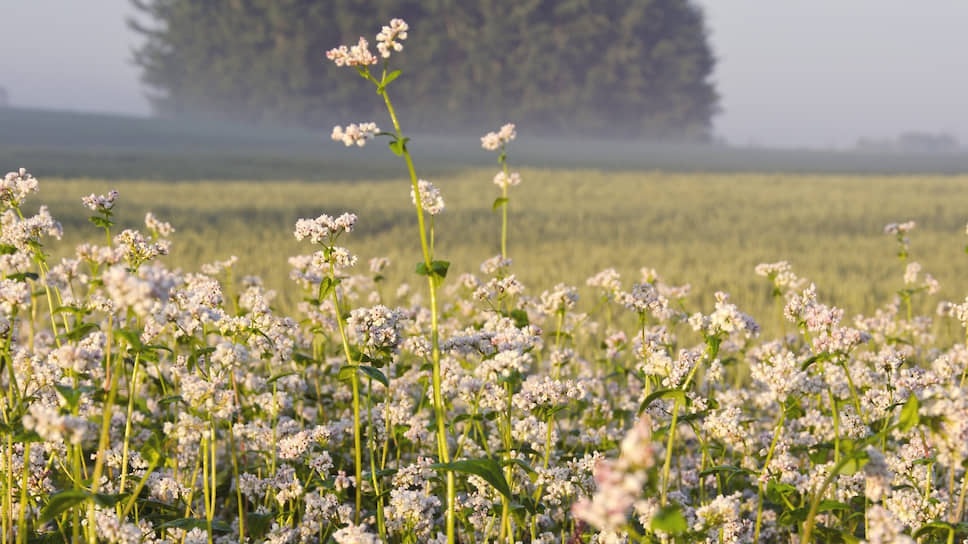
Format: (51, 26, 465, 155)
(293, 212, 357, 245)
(1, 168, 39, 207)
(82, 189, 120, 212)
(410, 179, 445, 215)
(331, 123, 380, 147)
(326, 37, 378, 67)
(481, 123, 517, 151)
(492, 171, 521, 190)
(375, 18, 408, 58)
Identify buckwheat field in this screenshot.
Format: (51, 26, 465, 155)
(7, 18, 968, 544)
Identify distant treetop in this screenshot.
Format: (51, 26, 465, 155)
(130, 0, 719, 140)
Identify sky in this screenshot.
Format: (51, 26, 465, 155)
(2, 0, 968, 149)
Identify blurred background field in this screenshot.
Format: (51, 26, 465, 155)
(31, 166, 968, 337)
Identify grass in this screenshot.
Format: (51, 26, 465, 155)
(31, 170, 968, 335)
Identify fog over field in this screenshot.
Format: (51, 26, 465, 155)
(2, 0, 968, 149)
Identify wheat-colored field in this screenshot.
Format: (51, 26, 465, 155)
(36, 170, 968, 333)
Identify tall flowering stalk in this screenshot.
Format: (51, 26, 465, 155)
(482, 124, 520, 259)
(327, 20, 457, 542)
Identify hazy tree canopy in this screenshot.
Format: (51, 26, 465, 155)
(130, 0, 718, 139)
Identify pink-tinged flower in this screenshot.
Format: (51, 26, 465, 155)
(410, 179, 444, 215)
(493, 171, 521, 189)
(481, 123, 517, 150)
(327, 37, 378, 67)
(82, 189, 119, 213)
(376, 18, 408, 58)
(332, 123, 379, 147)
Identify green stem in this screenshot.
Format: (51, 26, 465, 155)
(500, 154, 509, 259)
(118, 353, 141, 499)
(754, 410, 786, 541)
(660, 398, 681, 506)
(327, 260, 363, 522)
(380, 85, 454, 543)
(227, 421, 246, 542)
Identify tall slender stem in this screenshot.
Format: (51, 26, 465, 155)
(327, 260, 363, 521)
(380, 88, 455, 543)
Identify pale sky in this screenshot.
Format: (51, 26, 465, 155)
(2, 0, 968, 148)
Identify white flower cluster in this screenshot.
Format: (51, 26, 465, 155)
(348, 305, 405, 351)
(883, 220, 916, 235)
(376, 18, 408, 58)
(754, 260, 806, 294)
(82, 189, 119, 212)
(481, 123, 517, 150)
(294, 212, 357, 245)
(326, 37, 378, 67)
(1, 168, 39, 208)
(331, 122, 380, 147)
(410, 179, 445, 215)
(492, 171, 521, 190)
(144, 212, 174, 237)
(689, 291, 759, 339)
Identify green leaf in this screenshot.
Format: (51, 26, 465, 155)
(816, 499, 851, 513)
(54, 384, 95, 412)
(638, 388, 686, 414)
(140, 434, 165, 465)
(415, 260, 450, 280)
(246, 511, 276, 539)
(388, 138, 409, 156)
(267, 371, 298, 385)
(60, 322, 99, 342)
(509, 309, 529, 328)
(51, 305, 86, 317)
(88, 216, 114, 229)
(318, 276, 335, 299)
(383, 70, 401, 86)
(899, 394, 920, 432)
(39, 490, 90, 523)
(650, 504, 688, 534)
(913, 521, 956, 539)
(6, 272, 38, 282)
(92, 492, 127, 508)
(492, 197, 509, 211)
(357, 365, 389, 388)
(835, 450, 870, 476)
(431, 458, 511, 500)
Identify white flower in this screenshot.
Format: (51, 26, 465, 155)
(410, 179, 445, 215)
(376, 18, 408, 58)
(332, 122, 379, 147)
(481, 123, 517, 150)
(327, 37, 378, 67)
(493, 171, 521, 189)
(82, 189, 119, 212)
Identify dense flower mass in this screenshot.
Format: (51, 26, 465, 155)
(3, 173, 962, 543)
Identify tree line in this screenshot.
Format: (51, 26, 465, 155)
(130, 0, 718, 139)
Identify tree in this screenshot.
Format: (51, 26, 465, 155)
(130, 0, 718, 139)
